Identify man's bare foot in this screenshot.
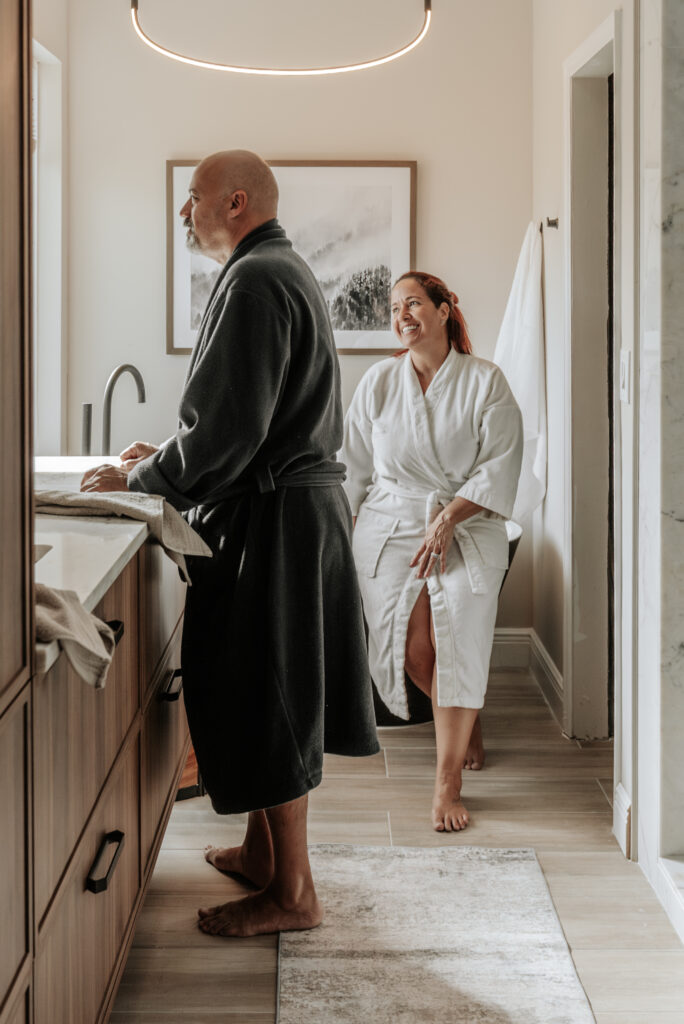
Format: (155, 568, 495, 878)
(204, 844, 274, 890)
(432, 770, 470, 832)
(463, 714, 485, 770)
(197, 887, 323, 937)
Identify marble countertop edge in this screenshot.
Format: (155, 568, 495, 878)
(34, 514, 149, 676)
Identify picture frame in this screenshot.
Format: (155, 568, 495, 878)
(166, 159, 416, 355)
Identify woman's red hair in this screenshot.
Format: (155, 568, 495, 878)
(393, 271, 473, 355)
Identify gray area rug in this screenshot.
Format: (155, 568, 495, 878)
(277, 845, 595, 1024)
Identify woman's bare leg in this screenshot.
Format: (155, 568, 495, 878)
(463, 713, 485, 771)
(405, 587, 480, 831)
(198, 793, 323, 937)
(204, 808, 275, 888)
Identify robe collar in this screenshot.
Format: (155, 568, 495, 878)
(404, 345, 458, 407)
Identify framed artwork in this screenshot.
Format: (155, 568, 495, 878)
(166, 159, 416, 355)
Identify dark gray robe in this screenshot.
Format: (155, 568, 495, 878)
(129, 220, 379, 814)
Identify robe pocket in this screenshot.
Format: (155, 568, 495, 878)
(461, 522, 510, 570)
(353, 507, 400, 577)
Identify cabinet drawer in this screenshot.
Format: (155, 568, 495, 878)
(34, 740, 140, 1024)
(138, 541, 186, 706)
(0, 691, 30, 1011)
(140, 630, 189, 872)
(33, 557, 139, 922)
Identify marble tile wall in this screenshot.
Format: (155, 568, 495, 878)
(659, 0, 684, 858)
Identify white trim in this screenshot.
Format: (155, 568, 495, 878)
(491, 627, 532, 669)
(492, 628, 564, 726)
(655, 859, 684, 946)
(613, 781, 632, 858)
(530, 629, 564, 726)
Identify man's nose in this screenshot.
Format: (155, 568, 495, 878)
(179, 200, 190, 218)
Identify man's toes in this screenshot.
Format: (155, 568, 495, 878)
(198, 904, 221, 919)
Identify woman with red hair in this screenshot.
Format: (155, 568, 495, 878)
(342, 272, 523, 832)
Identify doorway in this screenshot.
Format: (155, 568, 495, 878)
(563, 26, 620, 743)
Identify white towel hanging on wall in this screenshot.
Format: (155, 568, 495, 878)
(493, 221, 547, 521)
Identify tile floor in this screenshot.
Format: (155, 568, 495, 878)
(111, 671, 684, 1021)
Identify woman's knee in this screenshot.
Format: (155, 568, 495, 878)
(405, 634, 434, 689)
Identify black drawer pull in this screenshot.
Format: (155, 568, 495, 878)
(160, 668, 183, 702)
(86, 829, 126, 894)
(106, 620, 125, 646)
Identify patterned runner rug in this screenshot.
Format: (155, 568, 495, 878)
(277, 845, 595, 1023)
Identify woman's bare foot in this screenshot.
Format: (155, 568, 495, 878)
(197, 886, 323, 937)
(204, 843, 274, 890)
(432, 769, 470, 832)
(463, 714, 485, 771)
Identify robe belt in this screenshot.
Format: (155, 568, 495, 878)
(374, 481, 490, 596)
(209, 462, 347, 504)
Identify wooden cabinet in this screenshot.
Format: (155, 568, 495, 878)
(140, 621, 187, 874)
(27, 543, 189, 1024)
(33, 559, 140, 923)
(0, 690, 31, 1019)
(34, 740, 140, 1024)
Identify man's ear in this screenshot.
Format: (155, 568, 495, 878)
(227, 189, 248, 217)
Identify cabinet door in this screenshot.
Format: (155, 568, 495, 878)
(33, 557, 139, 922)
(0, 690, 31, 1015)
(140, 623, 190, 874)
(34, 739, 140, 1024)
(138, 541, 186, 708)
(0, 0, 32, 710)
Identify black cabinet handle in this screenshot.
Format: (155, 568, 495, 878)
(106, 620, 125, 646)
(86, 829, 126, 894)
(160, 668, 183, 702)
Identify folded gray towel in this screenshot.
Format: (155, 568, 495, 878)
(36, 583, 115, 688)
(35, 489, 212, 582)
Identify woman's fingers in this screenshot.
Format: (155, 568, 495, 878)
(410, 544, 426, 568)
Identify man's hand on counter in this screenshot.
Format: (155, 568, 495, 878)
(119, 440, 159, 471)
(80, 464, 130, 493)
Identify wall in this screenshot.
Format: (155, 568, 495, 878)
(532, 0, 636, 676)
(61, 0, 533, 626)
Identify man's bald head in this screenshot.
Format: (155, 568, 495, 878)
(180, 150, 279, 264)
(199, 150, 278, 218)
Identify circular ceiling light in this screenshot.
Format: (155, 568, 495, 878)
(130, 0, 432, 76)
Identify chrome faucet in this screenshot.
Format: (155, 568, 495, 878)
(101, 364, 146, 455)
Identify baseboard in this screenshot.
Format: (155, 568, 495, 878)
(491, 627, 532, 669)
(529, 630, 564, 725)
(613, 782, 632, 858)
(492, 628, 564, 727)
(656, 858, 684, 945)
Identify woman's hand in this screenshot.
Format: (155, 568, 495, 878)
(410, 497, 483, 578)
(410, 509, 456, 578)
(119, 440, 159, 472)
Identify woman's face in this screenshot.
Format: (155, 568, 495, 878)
(390, 279, 449, 349)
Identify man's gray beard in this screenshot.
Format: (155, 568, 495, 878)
(185, 226, 203, 254)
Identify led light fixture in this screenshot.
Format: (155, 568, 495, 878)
(130, 0, 432, 76)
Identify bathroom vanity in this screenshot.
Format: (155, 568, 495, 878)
(2, 509, 190, 1024)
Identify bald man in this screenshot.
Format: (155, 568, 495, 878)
(82, 150, 379, 937)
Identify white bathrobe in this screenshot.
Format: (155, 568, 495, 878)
(341, 348, 523, 719)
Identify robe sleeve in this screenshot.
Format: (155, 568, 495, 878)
(128, 288, 290, 511)
(340, 372, 375, 516)
(455, 366, 523, 519)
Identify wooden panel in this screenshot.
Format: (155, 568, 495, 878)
(0, 0, 32, 706)
(33, 557, 139, 922)
(141, 625, 189, 872)
(0, 690, 30, 1014)
(138, 542, 186, 708)
(34, 739, 140, 1024)
(2, 983, 30, 1024)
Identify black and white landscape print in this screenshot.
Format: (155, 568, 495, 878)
(278, 183, 392, 332)
(189, 255, 220, 330)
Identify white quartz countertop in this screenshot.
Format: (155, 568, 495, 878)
(34, 456, 149, 674)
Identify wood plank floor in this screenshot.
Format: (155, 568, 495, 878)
(111, 671, 684, 1021)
